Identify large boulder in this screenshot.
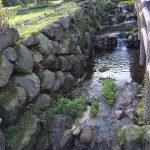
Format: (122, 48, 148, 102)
(24, 35, 39, 48)
(75, 45, 84, 62)
(0, 27, 20, 52)
(48, 114, 67, 150)
(72, 7, 84, 22)
(41, 23, 64, 41)
(58, 56, 69, 71)
(0, 130, 5, 150)
(42, 54, 62, 71)
(4, 110, 41, 150)
(121, 124, 143, 149)
(60, 131, 73, 150)
(36, 33, 53, 55)
(49, 114, 67, 131)
(58, 32, 78, 54)
(69, 54, 84, 78)
(33, 94, 53, 110)
(59, 38, 70, 54)
(32, 51, 43, 63)
(50, 41, 60, 54)
(0, 55, 14, 87)
(62, 72, 76, 92)
(0, 84, 27, 126)
(92, 34, 117, 51)
(56, 15, 71, 30)
(14, 73, 40, 102)
(68, 33, 79, 54)
(52, 71, 65, 91)
(34, 134, 52, 150)
(15, 44, 34, 73)
(80, 125, 92, 144)
(38, 69, 55, 91)
(3, 47, 17, 62)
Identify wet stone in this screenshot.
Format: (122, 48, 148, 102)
(80, 125, 92, 144)
(136, 107, 143, 116)
(121, 98, 132, 106)
(125, 109, 135, 119)
(73, 126, 81, 136)
(114, 110, 124, 120)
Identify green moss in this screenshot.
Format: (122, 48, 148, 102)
(101, 78, 116, 106)
(4, 110, 40, 150)
(47, 94, 86, 123)
(117, 130, 125, 145)
(90, 100, 99, 118)
(0, 83, 18, 106)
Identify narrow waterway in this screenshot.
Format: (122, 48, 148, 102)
(69, 34, 145, 150)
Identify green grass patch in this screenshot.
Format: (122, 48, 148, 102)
(101, 78, 116, 107)
(47, 94, 86, 123)
(119, 0, 134, 5)
(8, 2, 77, 37)
(117, 130, 125, 145)
(136, 98, 144, 121)
(90, 100, 99, 118)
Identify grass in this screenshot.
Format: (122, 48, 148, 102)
(7, 2, 77, 37)
(117, 130, 125, 145)
(119, 0, 134, 4)
(90, 100, 99, 118)
(47, 94, 86, 123)
(101, 78, 116, 107)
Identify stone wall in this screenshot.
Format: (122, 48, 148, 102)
(0, 0, 102, 149)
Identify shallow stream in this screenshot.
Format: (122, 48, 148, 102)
(69, 34, 145, 150)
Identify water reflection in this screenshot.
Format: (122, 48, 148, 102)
(85, 43, 145, 84)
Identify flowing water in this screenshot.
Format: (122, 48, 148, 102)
(69, 34, 145, 150)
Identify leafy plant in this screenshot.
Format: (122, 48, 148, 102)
(101, 78, 116, 106)
(47, 94, 86, 123)
(117, 130, 125, 145)
(90, 100, 99, 118)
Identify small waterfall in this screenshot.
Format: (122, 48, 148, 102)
(116, 34, 126, 48)
(124, 14, 136, 26)
(121, 5, 128, 13)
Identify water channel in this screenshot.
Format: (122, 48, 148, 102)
(69, 34, 145, 150)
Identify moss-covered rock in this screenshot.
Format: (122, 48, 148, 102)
(38, 69, 55, 91)
(4, 110, 41, 150)
(15, 44, 34, 74)
(14, 73, 40, 102)
(121, 124, 143, 148)
(36, 33, 53, 55)
(40, 23, 64, 41)
(62, 72, 76, 92)
(42, 54, 62, 71)
(0, 55, 14, 87)
(0, 84, 27, 126)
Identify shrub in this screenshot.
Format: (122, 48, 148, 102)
(101, 78, 116, 106)
(47, 94, 86, 123)
(90, 100, 99, 118)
